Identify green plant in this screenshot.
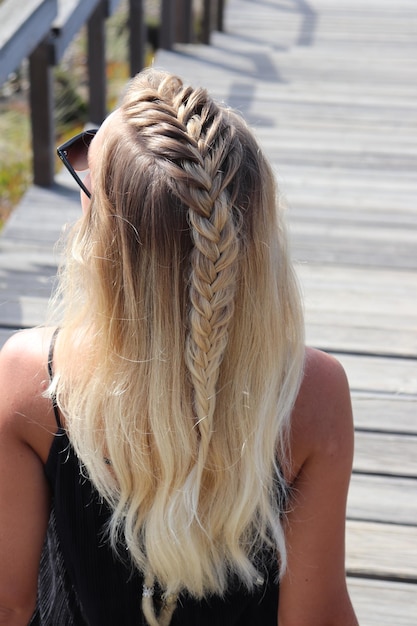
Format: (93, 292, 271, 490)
(0, 107, 31, 229)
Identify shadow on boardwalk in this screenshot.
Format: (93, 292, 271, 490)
(0, 1, 416, 624)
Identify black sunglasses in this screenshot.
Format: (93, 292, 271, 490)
(57, 129, 98, 199)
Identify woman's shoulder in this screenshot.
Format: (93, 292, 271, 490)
(0, 326, 55, 387)
(287, 347, 354, 483)
(299, 347, 351, 410)
(0, 327, 58, 460)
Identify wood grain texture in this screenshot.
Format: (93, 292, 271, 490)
(347, 577, 417, 626)
(0, 0, 57, 84)
(346, 520, 417, 580)
(348, 474, 417, 526)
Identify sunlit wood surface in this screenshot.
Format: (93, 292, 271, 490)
(1, 1, 416, 623)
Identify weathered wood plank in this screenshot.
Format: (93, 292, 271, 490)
(0, 295, 50, 329)
(351, 395, 417, 435)
(0, 181, 76, 335)
(347, 577, 417, 626)
(346, 520, 417, 580)
(348, 474, 417, 525)
(296, 264, 417, 356)
(334, 353, 417, 396)
(51, 0, 122, 65)
(0, 0, 57, 84)
(353, 432, 417, 478)
(1, 178, 79, 240)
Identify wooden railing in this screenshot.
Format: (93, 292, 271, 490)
(0, 0, 225, 187)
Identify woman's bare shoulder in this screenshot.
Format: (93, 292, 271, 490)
(298, 347, 351, 413)
(0, 327, 54, 388)
(0, 327, 58, 454)
(288, 347, 354, 483)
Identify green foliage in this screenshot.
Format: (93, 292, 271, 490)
(0, 109, 31, 230)
(54, 67, 88, 134)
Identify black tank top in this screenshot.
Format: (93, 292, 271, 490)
(31, 335, 279, 625)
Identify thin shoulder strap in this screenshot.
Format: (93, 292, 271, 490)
(48, 328, 62, 429)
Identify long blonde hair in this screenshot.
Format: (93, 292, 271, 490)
(50, 69, 304, 601)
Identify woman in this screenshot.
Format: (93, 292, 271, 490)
(0, 69, 359, 625)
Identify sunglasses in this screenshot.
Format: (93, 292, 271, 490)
(57, 129, 98, 199)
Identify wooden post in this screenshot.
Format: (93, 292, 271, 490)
(129, 0, 145, 76)
(29, 39, 55, 187)
(216, 0, 225, 32)
(87, 0, 107, 124)
(160, 0, 175, 50)
(176, 0, 193, 44)
(201, 0, 212, 45)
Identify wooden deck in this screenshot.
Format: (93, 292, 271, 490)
(1, 0, 416, 623)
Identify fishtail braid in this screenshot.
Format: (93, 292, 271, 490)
(173, 89, 243, 462)
(125, 77, 243, 446)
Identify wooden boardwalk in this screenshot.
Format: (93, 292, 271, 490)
(1, 0, 416, 623)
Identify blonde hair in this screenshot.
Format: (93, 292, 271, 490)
(50, 69, 304, 604)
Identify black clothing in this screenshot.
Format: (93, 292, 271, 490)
(31, 334, 279, 624)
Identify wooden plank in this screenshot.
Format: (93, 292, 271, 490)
(353, 431, 417, 478)
(1, 173, 80, 243)
(348, 474, 417, 526)
(0, 263, 56, 296)
(346, 520, 417, 580)
(51, 0, 103, 63)
(291, 224, 417, 270)
(351, 395, 417, 435)
(295, 264, 417, 357)
(0, 173, 79, 333)
(279, 170, 417, 219)
(333, 353, 417, 396)
(0, 0, 57, 84)
(305, 322, 417, 358)
(0, 295, 50, 329)
(347, 577, 417, 626)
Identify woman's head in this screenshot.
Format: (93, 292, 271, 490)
(79, 69, 285, 368)
(53, 69, 304, 599)
(88, 69, 275, 254)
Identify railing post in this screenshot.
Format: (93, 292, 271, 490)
(201, 0, 212, 45)
(160, 0, 175, 50)
(87, 0, 107, 124)
(176, 0, 193, 44)
(129, 0, 145, 76)
(216, 0, 225, 32)
(29, 38, 55, 187)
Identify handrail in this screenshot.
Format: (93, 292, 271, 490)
(0, 0, 225, 188)
(0, 0, 57, 85)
